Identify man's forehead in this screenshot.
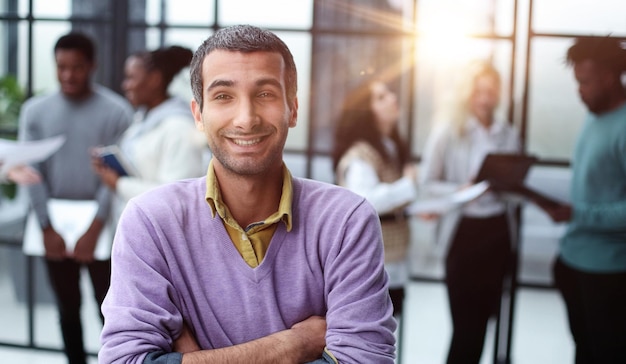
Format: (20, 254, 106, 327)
(202, 50, 283, 70)
(200, 50, 285, 85)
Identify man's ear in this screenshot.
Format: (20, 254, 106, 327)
(289, 98, 298, 128)
(191, 98, 204, 131)
(88, 61, 97, 76)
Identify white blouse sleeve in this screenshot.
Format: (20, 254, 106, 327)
(343, 158, 417, 215)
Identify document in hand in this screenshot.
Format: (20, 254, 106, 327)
(0, 135, 66, 168)
(98, 145, 138, 177)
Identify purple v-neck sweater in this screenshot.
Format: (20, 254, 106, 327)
(100, 175, 396, 363)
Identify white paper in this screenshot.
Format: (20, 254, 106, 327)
(0, 135, 66, 168)
(448, 180, 491, 204)
(23, 199, 113, 260)
(405, 181, 490, 215)
(405, 197, 456, 215)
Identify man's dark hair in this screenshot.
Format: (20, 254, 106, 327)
(190, 24, 297, 110)
(566, 37, 626, 75)
(54, 32, 96, 62)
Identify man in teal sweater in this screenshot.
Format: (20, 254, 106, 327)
(542, 37, 626, 363)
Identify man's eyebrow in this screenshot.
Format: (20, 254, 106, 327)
(206, 78, 283, 92)
(207, 79, 234, 92)
(255, 78, 282, 89)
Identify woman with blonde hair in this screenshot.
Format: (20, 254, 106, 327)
(419, 60, 521, 364)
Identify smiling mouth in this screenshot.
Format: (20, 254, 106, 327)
(231, 137, 262, 146)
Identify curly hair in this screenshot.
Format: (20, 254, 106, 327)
(54, 32, 95, 62)
(566, 37, 626, 75)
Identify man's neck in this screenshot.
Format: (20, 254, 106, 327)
(62, 86, 93, 102)
(596, 95, 626, 115)
(216, 166, 284, 228)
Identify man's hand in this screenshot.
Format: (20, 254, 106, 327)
(43, 226, 67, 260)
(73, 219, 104, 263)
(6, 164, 42, 185)
(540, 203, 572, 223)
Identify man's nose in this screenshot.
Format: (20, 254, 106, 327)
(232, 99, 261, 129)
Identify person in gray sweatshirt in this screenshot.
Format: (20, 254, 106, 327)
(19, 32, 133, 364)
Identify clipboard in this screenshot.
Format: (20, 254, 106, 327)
(476, 153, 561, 208)
(475, 153, 538, 187)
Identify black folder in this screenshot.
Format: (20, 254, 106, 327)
(476, 153, 561, 208)
(475, 153, 537, 187)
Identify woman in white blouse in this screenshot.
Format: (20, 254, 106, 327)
(420, 60, 521, 364)
(93, 46, 206, 224)
(333, 79, 418, 319)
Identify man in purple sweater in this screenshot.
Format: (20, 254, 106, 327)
(99, 25, 397, 364)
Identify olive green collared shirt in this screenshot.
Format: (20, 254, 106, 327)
(205, 160, 293, 268)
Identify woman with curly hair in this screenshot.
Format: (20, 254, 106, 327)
(333, 79, 418, 319)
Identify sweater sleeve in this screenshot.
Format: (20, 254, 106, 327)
(19, 101, 51, 228)
(570, 118, 626, 231)
(100, 200, 184, 364)
(323, 198, 397, 363)
(573, 199, 626, 230)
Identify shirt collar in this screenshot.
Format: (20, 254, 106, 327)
(465, 115, 507, 136)
(205, 159, 293, 232)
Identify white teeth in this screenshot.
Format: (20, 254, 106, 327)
(233, 138, 261, 146)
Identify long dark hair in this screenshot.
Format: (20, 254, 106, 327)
(332, 80, 409, 171)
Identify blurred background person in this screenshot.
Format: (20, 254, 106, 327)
(419, 60, 521, 364)
(19, 32, 133, 364)
(332, 79, 418, 325)
(93, 45, 206, 224)
(546, 37, 626, 364)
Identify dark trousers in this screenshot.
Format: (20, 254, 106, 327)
(553, 257, 626, 364)
(45, 258, 111, 364)
(445, 214, 511, 364)
(389, 287, 405, 317)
